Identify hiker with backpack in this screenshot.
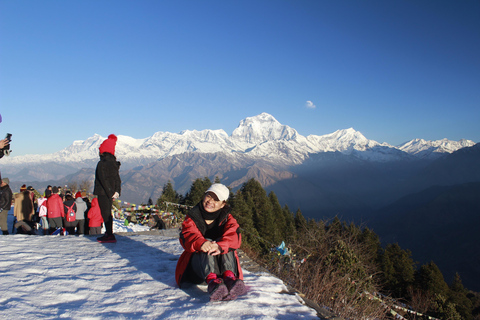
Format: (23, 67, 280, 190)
(175, 183, 247, 301)
(63, 192, 77, 235)
(74, 192, 88, 234)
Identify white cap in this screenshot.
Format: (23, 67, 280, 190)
(205, 183, 229, 202)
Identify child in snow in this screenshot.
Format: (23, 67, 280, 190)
(87, 198, 103, 235)
(37, 194, 49, 235)
(175, 183, 246, 301)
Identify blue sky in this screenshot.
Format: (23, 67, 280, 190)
(1, 0, 479, 156)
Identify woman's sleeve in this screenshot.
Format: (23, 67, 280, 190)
(216, 214, 241, 253)
(179, 218, 208, 253)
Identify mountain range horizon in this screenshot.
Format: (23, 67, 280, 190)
(2, 112, 476, 164)
(1, 112, 477, 204)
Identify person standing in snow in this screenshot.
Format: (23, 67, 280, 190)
(27, 186, 39, 228)
(81, 192, 91, 234)
(175, 183, 247, 301)
(37, 194, 49, 235)
(46, 186, 65, 234)
(63, 192, 77, 235)
(0, 178, 13, 235)
(93, 134, 121, 243)
(13, 185, 35, 234)
(44, 185, 53, 198)
(87, 197, 103, 235)
(74, 191, 88, 234)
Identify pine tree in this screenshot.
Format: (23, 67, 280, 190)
(448, 273, 473, 320)
(282, 205, 296, 243)
(327, 216, 344, 237)
(268, 191, 285, 244)
(358, 227, 382, 264)
(294, 209, 307, 231)
(239, 179, 276, 248)
(380, 243, 416, 298)
(184, 177, 212, 206)
(415, 261, 449, 299)
(157, 180, 182, 212)
(230, 191, 261, 251)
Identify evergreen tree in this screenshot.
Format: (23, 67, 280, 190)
(294, 209, 307, 231)
(380, 243, 416, 298)
(415, 261, 449, 299)
(184, 177, 212, 206)
(157, 180, 182, 212)
(230, 191, 261, 251)
(327, 216, 344, 237)
(239, 179, 276, 248)
(268, 191, 285, 244)
(448, 273, 473, 320)
(282, 205, 296, 243)
(359, 227, 382, 264)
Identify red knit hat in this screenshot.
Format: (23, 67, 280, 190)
(99, 134, 118, 155)
(75, 191, 83, 199)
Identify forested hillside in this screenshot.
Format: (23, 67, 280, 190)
(158, 177, 480, 320)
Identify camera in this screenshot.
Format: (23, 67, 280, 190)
(0, 133, 12, 158)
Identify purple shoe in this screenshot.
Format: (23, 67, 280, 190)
(224, 277, 247, 300)
(208, 278, 229, 301)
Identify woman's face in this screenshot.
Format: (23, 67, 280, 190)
(202, 192, 226, 213)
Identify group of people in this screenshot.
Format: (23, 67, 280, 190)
(0, 133, 121, 243)
(0, 183, 105, 236)
(0, 123, 247, 300)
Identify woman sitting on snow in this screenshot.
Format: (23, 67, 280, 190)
(175, 183, 246, 301)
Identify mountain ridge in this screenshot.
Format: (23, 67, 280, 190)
(2, 113, 475, 171)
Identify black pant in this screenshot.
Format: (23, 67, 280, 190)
(185, 250, 238, 284)
(98, 195, 113, 235)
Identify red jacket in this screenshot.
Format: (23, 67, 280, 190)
(87, 198, 104, 227)
(46, 194, 65, 219)
(175, 205, 243, 287)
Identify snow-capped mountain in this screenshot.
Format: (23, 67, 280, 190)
(397, 138, 476, 159)
(3, 112, 479, 236)
(1, 113, 475, 171)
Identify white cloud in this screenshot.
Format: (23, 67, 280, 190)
(305, 101, 316, 109)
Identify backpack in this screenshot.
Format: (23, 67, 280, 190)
(65, 203, 76, 222)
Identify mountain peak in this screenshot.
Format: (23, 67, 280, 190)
(231, 113, 298, 144)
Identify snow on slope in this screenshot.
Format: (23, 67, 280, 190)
(0, 210, 318, 320)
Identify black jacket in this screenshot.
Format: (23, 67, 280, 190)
(0, 184, 13, 211)
(93, 153, 121, 198)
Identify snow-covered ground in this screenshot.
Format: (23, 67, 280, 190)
(0, 209, 318, 319)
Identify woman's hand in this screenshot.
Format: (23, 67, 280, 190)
(200, 240, 221, 256)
